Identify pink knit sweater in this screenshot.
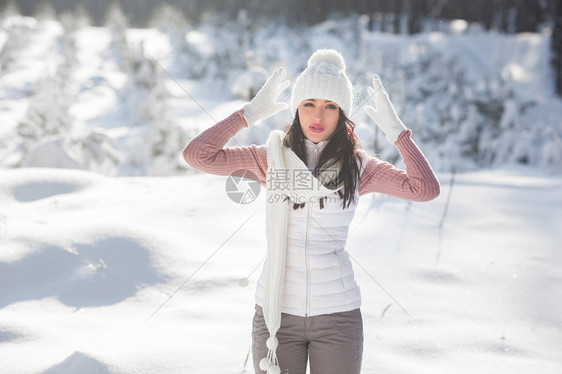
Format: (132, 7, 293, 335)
(183, 110, 440, 202)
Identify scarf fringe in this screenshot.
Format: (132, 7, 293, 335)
(259, 337, 280, 373)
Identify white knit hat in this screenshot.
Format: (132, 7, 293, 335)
(290, 49, 353, 116)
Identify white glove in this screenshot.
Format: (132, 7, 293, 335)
(365, 75, 407, 143)
(242, 67, 290, 126)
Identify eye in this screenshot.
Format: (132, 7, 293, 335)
(326, 104, 338, 110)
(303, 102, 314, 107)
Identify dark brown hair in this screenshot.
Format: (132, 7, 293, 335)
(283, 108, 363, 209)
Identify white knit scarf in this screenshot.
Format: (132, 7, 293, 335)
(259, 130, 343, 373)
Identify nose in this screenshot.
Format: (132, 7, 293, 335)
(312, 107, 325, 122)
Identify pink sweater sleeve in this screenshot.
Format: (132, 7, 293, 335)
(359, 129, 440, 201)
(182, 110, 268, 186)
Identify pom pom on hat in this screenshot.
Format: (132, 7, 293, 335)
(307, 48, 346, 70)
(290, 49, 353, 116)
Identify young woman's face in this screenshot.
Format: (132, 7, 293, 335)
(298, 99, 340, 143)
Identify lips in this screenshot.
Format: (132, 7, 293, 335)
(309, 125, 324, 133)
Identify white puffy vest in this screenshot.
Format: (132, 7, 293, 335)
(255, 139, 366, 317)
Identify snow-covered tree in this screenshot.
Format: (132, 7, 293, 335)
(73, 4, 93, 28)
(0, 16, 37, 72)
(541, 125, 562, 170)
(402, 45, 471, 144)
(149, 120, 196, 176)
(18, 126, 121, 174)
(17, 75, 73, 143)
(0, 1, 19, 20)
(196, 15, 247, 81)
(231, 65, 269, 101)
(119, 42, 161, 125)
(104, 2, 131, 69)
(57, 12, 81, 83)
(12, 71, 76, 168)
(11, 71, 121, 174)
(470, 71, 537, 167)
(148, 3, 188, 46)
(34, 1, 57, 21)
(59, 7, 90, 33)
(119, 42, 193, 175)
(357, 43, 475, 170)
(148, 3, 190, 79)
(371, 41, 542, 172)
(71, 128, 122, 174)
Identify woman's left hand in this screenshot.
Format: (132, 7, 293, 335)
(364, 75, 407, 143)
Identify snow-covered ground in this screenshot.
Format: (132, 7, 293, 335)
(0, 166, 561, 373)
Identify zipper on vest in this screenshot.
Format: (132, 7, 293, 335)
(304, 202, 311, 317)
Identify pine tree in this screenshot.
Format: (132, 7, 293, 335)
(148, 3, 190, 78)
(119, 42, 193, 175)
(0, 15, 36, 72)
(13, 29, 121, 174)
(552, 0, 562, 96)
(58, 11, 80, 83)
(15, 73, 77, 168)
(34, 1, 57, 21)
(14, 69, 121, 173)
(104, 2, 131, 69)
(148, 3, 188, 46)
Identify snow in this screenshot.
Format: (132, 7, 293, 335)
(0, 11, 561, 374)
(2, 15, 561, 174)
(1, 166, 561, 373)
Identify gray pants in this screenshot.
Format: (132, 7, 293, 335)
(252, 304, 363, 374)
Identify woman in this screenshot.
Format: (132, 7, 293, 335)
(183, 49, 440, 374)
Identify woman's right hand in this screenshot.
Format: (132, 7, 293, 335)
(242, 68, 290, 126)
